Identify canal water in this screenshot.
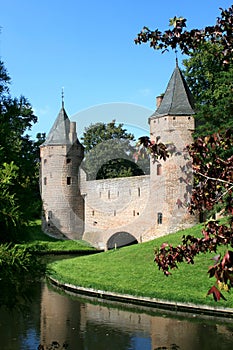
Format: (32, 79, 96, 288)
(1, 280, 233, 350)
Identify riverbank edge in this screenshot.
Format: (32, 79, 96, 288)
(48, 276, 233, 319)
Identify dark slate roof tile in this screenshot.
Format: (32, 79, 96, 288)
(152, 63, 195, 118)
(42, 107, 71, 146)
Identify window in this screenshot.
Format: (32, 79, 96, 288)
(92, 210, 95, 216)
(138, 187, 141, 197)
(133, 210, 136, 216)
(66, 158, 71, 164)
(48, 211, 52, 219)
(44, 159, 47, 164)
(157, 164, 162, 175)
(157, 212, 163, 224)
(44, 177, 47, 185)
(67, 177, 71, 185)
(114, 210, 116, 216)
(108, 190, 110, 199)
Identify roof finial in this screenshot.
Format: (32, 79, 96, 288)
(175, 50, 179, 66)
(61, 87, 64, 108)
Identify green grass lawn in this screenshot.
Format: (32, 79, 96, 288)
(19, 220, 96, 252)
(48, 222, 233, 308)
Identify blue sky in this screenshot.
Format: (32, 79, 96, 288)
(1, 0, 233, 139)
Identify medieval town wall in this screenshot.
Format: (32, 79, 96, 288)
(80, 173, 152, 249)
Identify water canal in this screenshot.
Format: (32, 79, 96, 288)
(1, 279, 233, 350)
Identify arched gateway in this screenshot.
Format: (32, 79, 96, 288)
(107, 232, 138, 250)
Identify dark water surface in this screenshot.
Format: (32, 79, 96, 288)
(1, 280, 233, 350)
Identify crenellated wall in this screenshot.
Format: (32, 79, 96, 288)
(81, 173, 151, 249)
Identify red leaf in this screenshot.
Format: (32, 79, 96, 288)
(208, 266, 216, 278)
(207, 285, 227, 301)
(222, 251, 233, 268)
(161, 243, 169, 249)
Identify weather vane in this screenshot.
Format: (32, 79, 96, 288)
(175, 49, 179, 65)
(62, 87, 64, 108)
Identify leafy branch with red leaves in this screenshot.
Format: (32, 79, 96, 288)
(136, 136, 169, 162)
(135, 6, 233, 66)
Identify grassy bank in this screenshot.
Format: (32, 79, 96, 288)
(48, 222, 233, 308)
(19, 220, 96, 253)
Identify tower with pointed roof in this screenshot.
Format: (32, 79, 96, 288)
(40, 103, 84, 239)
(148, 62, 197, 235)
(40, 63, 198, 247)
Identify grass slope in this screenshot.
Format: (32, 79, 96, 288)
(20, 220, 96, 252)
(49, 222, 233, 308)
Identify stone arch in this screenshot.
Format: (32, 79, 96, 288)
(107, 231, 138, 250)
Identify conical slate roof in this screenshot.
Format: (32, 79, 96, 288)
(42, 106, 71, 146)
(152, 63, 195, 117)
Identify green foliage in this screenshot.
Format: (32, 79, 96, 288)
(0, 60, 45, 241)
(0, 219, 96, 309)
(0, 162, 22, 241)
(183, 42, 233, 136)
(82, 121, 134, 151)
(0, 243, 46, 309)
(81, 121, 149, 180)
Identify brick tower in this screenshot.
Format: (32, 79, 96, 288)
(40, 102, 84, 239)
(149, 62, 198, 235)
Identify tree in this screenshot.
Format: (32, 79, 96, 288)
(81, 121, 149, 180)
(182, 42, 233, 136)
(0, 60, 44, 241)
(0, 61, 47, 309)
(0, 162, 21, 242)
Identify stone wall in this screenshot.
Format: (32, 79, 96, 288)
(81, 173, 151, 249)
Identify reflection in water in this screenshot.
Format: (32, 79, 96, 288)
(0, 281, 233, 350)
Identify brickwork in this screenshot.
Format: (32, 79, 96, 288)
(149, 114, 197, 236)
(40, 142, 84, 240)
(81, 174, 151, 249)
